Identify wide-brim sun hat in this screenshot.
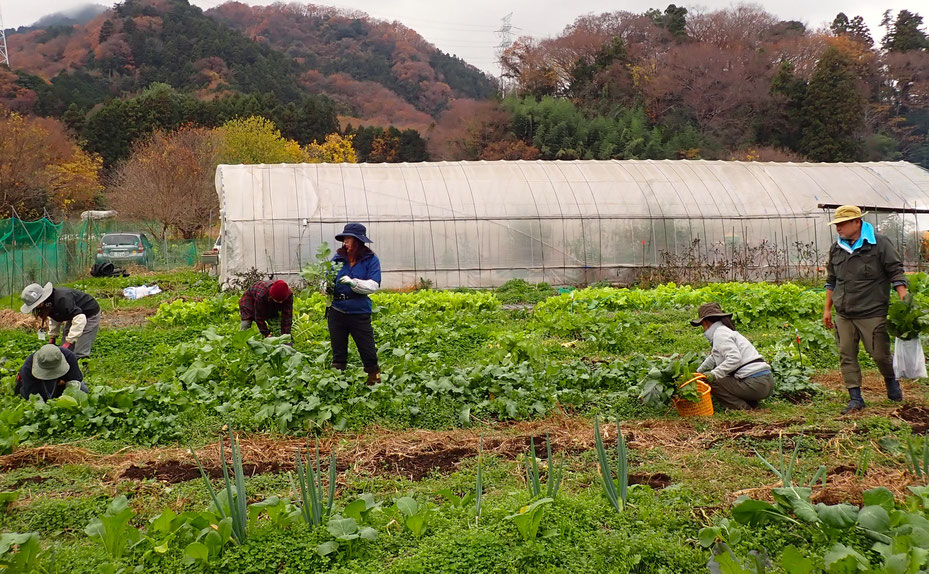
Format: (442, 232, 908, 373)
(335, 222, 373, 244)
(32, 344, 70, 380)
(828, 205, 868, 226)
(690, 302, 734, 326)
(20, 282, 53, 314)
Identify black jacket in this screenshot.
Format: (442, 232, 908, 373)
(48, 288, 100, 322)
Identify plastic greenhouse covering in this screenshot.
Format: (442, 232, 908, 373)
(215, 160, 929, 289)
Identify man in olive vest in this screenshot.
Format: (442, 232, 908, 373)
(823, 205, 907, 414)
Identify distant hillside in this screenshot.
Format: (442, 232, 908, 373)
(208, 2, 497, 120)
(30, 4, 108, 29)
(2, 0, 497, 129)
(6, 0, 304, 113)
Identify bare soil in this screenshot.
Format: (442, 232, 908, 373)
(891, 404, 929, 433)
(101, 307, 158, 329)
(0, 409, 918, 493)
(120, 460, 289, 483)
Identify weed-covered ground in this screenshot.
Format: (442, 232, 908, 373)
(1, 271, 928, 573)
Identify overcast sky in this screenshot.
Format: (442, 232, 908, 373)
(4, 0, 917, 74)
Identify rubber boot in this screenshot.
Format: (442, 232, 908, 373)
(885, 377, 903, 401)
(365, 367, 381, 385)
(841, 387, 866, 414)
(331, 362, 346, 371)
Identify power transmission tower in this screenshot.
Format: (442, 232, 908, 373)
(495, 13, 516, 95)
(0, 0, 9, 68)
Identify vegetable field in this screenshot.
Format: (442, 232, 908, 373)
(2, 271, 929, 573)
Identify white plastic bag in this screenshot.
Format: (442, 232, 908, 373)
(894, 337, 927, 379)
(122, 285, 162, 300)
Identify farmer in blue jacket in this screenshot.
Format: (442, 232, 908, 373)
(328, 223, 381, 384)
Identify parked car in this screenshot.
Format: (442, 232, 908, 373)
(212, 235, 222, 257)
(96, 232, 154, 267)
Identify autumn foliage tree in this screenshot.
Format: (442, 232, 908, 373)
(109, 126, 220, 239)
(0, 110, 102, 218)
(217, 116, 307, 165)
(305, 134, 358, 163)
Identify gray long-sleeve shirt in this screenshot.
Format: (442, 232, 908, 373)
(698, 322, 770, 380)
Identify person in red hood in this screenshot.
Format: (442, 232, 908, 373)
(239, 280, 293, 340)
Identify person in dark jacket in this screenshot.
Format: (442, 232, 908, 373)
(823, 205, 907, 414)
(328, 223, 381, 384)
(21, 282, 101, 360)
(15, 344, 88, 401)
(239, 280, 293, 339)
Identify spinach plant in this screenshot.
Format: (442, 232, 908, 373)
(316, 515, 377, 560)
(505, 497, 554, 541)
(84, 495, 141, 560)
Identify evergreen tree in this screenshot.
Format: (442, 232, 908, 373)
(831, 12, 874, 47)
(800, 46, 864, 161)
(98, 19, 114, 43)
(646, 4, 688, 40)
(62, 104, 86, 135)
(881, 10, 928, 52)
(755, 61, 806, 151)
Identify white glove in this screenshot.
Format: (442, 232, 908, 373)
(339, 276, 354, 286)
(318, 279, 329, 295)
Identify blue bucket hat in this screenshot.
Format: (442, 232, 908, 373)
(335, 222, 372, 244)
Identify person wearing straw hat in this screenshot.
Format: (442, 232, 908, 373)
(15, 344, 88, 401)
(824, 205, 907, 414)
(20, 282, 101, 360)
(328, 223, 381, 385)
(691, 302, 773, 410)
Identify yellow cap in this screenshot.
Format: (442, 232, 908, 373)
(828, 205, 867, 225)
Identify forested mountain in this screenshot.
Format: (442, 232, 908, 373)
(493, 5, 929, 166)
(208, 2, 497, 124)
(1, 0, 495, 130)
(0, 1, 926, 171)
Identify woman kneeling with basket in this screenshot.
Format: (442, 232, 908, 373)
(691, 303, 773, 410)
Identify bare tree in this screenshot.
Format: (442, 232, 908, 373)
(109, 126, 219, 240)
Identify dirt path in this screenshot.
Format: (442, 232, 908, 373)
(100, 307, 158, 328)
(2, 407, 923, 490)
(0, 307, 157, 331)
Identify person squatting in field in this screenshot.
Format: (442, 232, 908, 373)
(692, 302, 773, 410)
(16, 344, 88, 401)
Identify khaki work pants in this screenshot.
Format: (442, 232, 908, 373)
(711, 372, 774, 410)
(833, 314, 894, 389)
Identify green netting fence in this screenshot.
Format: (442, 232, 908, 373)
(0, 216, 214, 298)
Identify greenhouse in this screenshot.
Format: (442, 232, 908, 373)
(215, 160, 929, 289)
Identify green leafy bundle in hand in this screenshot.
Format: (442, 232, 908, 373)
(888, 294, 926, 340)
(299, 242, 343, 303)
